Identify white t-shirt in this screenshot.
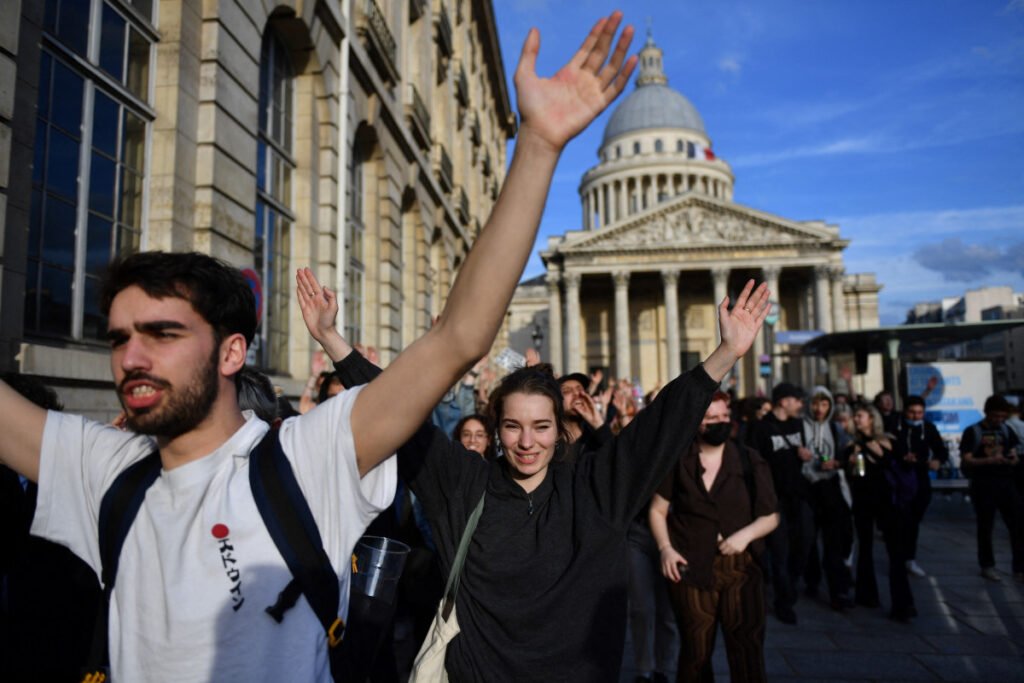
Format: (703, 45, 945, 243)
(31, 385, 396, 682)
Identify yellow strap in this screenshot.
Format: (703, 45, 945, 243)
(351, 553, 358, 574)
(327, 616, 346, 648)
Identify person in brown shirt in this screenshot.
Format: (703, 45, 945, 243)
(650, 392, 779, 683)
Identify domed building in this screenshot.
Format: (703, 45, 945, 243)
(509, 34, 883, 396)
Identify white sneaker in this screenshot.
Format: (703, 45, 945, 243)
(980, 567, 1001, 582)
(906, 560, 926, 578)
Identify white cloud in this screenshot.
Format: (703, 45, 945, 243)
(835, 205, 1024, 323)
(731, 136, 882, 166)
(718, 56, 742, 74)
(834, 205, 1024, 246)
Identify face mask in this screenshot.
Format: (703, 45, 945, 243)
(905, 419, 924, 428)
(701, 421, 731, 446)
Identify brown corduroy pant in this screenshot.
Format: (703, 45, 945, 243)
(666, 552, 767, 683)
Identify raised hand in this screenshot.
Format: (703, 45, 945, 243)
(718, 280, 770, 359)
(573, 391, 604, 430)
(701, 280, 770, 382)
(296, 268, 338, 343)
(514, 12, 637, 153)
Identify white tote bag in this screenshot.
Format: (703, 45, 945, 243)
(409, 493, 485, 683)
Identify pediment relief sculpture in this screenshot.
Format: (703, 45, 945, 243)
(566, 205, 821, 252)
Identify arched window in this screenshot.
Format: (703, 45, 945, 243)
(615, 145, 621, 159)
(254, 29, 295, 370)
(676, 139, 684, 152)
(633, 141, 641, 154)
(654, 139, 663, 153)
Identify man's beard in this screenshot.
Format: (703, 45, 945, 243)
(121, 346, 220, 439)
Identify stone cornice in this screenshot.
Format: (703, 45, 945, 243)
(548, 194, 843, 257)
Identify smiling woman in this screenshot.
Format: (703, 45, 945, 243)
(323, 276, 770, 679)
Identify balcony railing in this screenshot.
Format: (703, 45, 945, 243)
(455, 61, 469, 107)
(409, 0, 426, 22)
(455, 185, 469, 224)
(435, 2, 453, 58)
(435, 143, 453, 192)
(481, 147, 492, 177)
(469, 111, 481, 147)
(406, 83, 431, 150)
(357, 0, 399, 83)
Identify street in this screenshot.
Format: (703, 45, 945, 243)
(621, 493, 1024, 682)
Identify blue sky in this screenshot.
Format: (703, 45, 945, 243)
(492, 0, 1024, 324)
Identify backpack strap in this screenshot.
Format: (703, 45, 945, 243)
(82, 450, 162, 682)
(248, 428, 345, 649)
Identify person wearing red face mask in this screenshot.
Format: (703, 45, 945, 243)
(650, 393, 779, 683)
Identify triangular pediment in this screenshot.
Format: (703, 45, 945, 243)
(552, 194, 839, 254)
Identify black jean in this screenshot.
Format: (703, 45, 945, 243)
(906, 475, 932, 561)
(805, 478, 853, 600)
(765, 495, 815, 611)
(850, 480, 913, 613)
(969, 477, 1024, 573)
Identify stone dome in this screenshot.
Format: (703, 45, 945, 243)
(601, 33, 706, 144)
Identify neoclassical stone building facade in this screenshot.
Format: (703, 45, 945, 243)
(0, 0, 514, 415)
(510, 35, 882, 397)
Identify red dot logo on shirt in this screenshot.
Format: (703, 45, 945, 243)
(211, 523, 230, 539)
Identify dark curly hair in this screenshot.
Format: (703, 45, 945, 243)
(486, 363, 569, 447)
(100, 251, 257, 347)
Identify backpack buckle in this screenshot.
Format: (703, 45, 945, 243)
(327, 616, 346, 648)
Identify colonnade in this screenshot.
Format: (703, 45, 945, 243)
(582, 171, 733, 230)
(546, 263, 849, 391)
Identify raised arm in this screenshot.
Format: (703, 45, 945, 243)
(703, 280, 770, 381)
(312, 14, 637, 476)
(0, 381, 48, 482)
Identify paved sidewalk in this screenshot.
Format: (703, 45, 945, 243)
(621, 494, 1024, 682)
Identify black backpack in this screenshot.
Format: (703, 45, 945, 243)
(82, 428, 347, 682)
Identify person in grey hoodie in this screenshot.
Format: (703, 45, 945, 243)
(801, 386, 855, 610)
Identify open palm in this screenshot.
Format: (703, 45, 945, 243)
(718, 280, 770, 358)
(514, 12, 637, 152)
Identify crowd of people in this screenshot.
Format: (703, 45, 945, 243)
(0, 10, 1022, 683)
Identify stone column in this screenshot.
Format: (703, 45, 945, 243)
(762, 266, 782, 384)
(546, 273, 563, 375)
(662, 269, 681, 379)
(830, 266, 847, 332)
(598, 184, 606, 227)
(711, 267, 729, 344)
(565, 272, 582, 373)
(645, 176, 655, 210)
(814, 265, 832, 333)
(613, 270, 631, 380)
(616, 180, 625, 221)
(583, 192, 591, 230)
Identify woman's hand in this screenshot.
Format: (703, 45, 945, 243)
(659, 545, 689, 583)
(701, 280, 770, 381)
(296, 268, 338, 344)
(514, 12, 637, 154)
(718, 280, 770, 359)
(296, 267, 352, 362)
(572, 391, 604, 429)
(718, 530, 751, 555)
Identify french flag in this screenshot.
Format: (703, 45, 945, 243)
(689, 143, 716, 161)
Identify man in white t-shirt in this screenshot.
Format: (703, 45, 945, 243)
(0, 14, 638, 681)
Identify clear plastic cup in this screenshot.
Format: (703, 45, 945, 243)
(350, 536, 411, 605)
